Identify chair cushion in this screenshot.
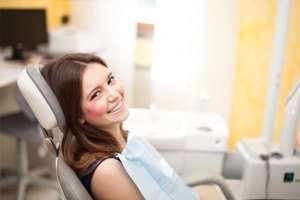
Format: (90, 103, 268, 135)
(56, 151, 93, 200)
(0, 112, 42, 144)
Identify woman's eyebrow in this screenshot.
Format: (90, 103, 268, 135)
(86, 72, 113, 100)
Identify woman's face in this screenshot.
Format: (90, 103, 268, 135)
(80, 63, 129, 130)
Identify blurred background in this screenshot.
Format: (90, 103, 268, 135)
(0, 0, 299, 199)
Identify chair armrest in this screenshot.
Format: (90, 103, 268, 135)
(181, 170, 235, 200)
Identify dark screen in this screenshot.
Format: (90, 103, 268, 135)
(0, 9, 48, 47)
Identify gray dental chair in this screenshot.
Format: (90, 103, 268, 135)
(17, 64, 236, 200)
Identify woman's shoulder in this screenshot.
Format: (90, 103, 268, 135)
(90, 157, 144, 199)
(93, 157, 122, 178)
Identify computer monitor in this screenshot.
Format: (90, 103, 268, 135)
(0, 9, 48, 61)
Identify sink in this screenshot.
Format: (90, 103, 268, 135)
(123, 108, 229, 152)
(183, 112, 229, 152)
(123, 108, 229, 174)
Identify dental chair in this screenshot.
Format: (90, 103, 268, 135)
(17, 64, 236, 200)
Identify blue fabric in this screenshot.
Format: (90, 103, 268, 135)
(118, 134, 199, 200)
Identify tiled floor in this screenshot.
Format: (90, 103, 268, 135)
(0, 186, 61, 200)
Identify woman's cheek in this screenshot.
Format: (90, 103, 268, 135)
(85, 103, 107, 117)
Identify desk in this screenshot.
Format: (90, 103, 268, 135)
(0, 50, 45, 88)
(0, 62, 24, 88)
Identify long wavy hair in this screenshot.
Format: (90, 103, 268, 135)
(41, 53, 128, 177)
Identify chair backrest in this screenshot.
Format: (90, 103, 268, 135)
(14, 87, 36, 122)
(17, 64, 92, 200)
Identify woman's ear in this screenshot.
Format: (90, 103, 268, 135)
(79, 118, 85, 124)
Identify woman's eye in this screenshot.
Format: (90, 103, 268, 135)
(108, 76, 116, 85)
(91, 91, 101, 100)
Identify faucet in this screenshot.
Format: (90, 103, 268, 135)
(198, 91, 211, 112)
(280, 79, 300, 156)
(150, 103, 157, 122)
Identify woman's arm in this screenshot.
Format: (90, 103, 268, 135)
(90, 158, 144, 200)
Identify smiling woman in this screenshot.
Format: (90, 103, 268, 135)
(41, 53, 138, 199)
(41, 54, 128, 176)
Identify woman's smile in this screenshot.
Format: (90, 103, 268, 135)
(108, 99, 124, 114)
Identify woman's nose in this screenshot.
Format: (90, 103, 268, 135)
(107, 87, 120, 102)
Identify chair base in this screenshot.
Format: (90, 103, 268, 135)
(0, 138, 59, 200)
(0, 172, 59, 200)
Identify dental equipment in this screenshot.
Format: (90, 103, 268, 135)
(238, 79, 300, 199)
(237, 1, 300, 199)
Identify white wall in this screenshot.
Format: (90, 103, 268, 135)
(201, 0, 239, 123)
(135, 0, 239, 124)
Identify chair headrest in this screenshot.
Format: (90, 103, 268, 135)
(17, 64, 66, 133)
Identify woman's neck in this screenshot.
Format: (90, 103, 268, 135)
(100, 124, 126, 148)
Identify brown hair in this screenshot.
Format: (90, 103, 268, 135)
(41, 53, 127, 177)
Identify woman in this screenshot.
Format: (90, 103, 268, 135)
(41, 53, 215, 200)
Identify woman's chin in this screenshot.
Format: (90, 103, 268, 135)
(120, 104, 129, 121)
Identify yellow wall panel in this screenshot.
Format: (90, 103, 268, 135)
(0, 0, 71, 29)
(229, 0, 300, 149)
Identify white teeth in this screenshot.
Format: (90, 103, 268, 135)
(109, 101, 123, 113)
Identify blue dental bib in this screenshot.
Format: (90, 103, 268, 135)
(116, 134, 199, 200)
